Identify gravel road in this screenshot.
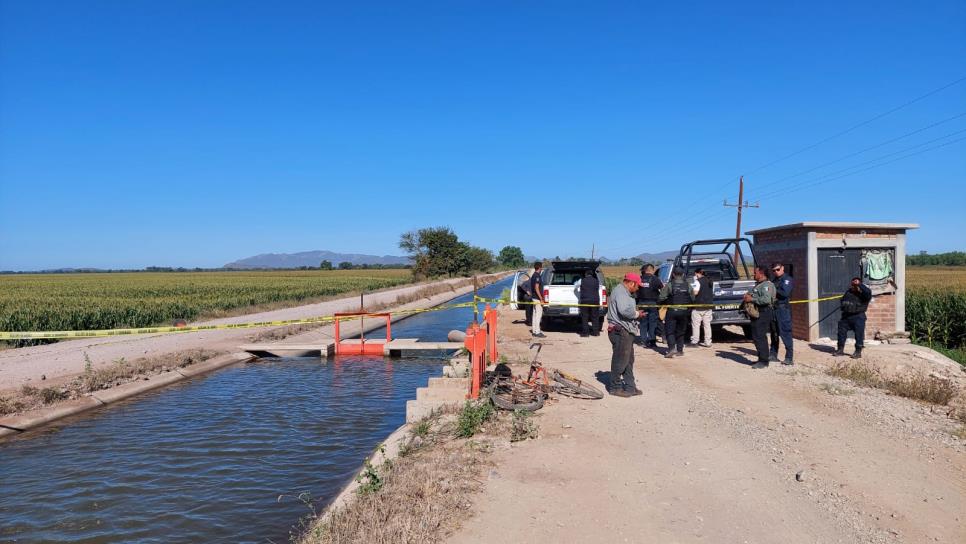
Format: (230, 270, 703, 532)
(450, 307, 966, 544)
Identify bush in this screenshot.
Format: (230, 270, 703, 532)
(827, 360, 957, 405)
(456, 400, 494, 438)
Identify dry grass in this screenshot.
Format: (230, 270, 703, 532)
(301, 403, 536, 544)
(827, 360, 958, 406)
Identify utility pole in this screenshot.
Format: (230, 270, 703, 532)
(724, 176, 759, 271)
(591, 243, 596, 260)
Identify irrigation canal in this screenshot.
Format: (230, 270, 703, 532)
(0, 277, 512, 543)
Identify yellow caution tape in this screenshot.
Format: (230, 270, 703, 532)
(0, 301, 480, 341)
(474, 295, 842, 310)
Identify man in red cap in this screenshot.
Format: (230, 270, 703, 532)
(605, 273, 647, 397)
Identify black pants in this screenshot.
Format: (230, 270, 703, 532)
(770, 304, 794, 359)
(664, 309, 690, 353)
(837, 313, 867, 350)
(609, 327, 636, 390)
(523, 297, 533, 326)
(751, 307, 774, 363)
(579, 305, 600, 336)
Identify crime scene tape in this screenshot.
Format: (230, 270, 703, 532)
(473, 295, 843, 310)
(0, 301, 480, 341)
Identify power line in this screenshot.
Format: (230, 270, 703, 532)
(755, 132, 966, 202)
(742, 74, 966, 177)
(749, 110, 966, 195)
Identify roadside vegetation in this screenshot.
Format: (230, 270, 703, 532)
(0, 349, 219, 416)
(0, 269, 412, 343)
(826, 359, 958, 406)
(301, 402, 538, 544)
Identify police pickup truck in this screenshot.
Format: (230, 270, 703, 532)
(510, 261, 607, 327)
(656, 238, 759, 337)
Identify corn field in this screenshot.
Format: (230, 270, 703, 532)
(0, 270, 411, 335)
(905, 267, 966, 359)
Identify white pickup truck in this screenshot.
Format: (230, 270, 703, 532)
(510, 261, 607, 326)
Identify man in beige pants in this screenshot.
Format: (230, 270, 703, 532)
(690, 268, 714, 347)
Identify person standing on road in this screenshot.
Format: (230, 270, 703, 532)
(636, 264, 664, 348)
(576, 269, 601, 337)
(606, 273, 646, 397)
(658, 267, 694, 358)
(530, 261, 546, 338)
(517, 271, 534, 327)
(770, 263, 794, 365)
(743, 265, 776, 369)
(835, 277, 873, 359)
(689, 268, 714, 348)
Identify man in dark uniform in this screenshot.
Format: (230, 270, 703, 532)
(577, 269, 601, 337)
(743, 265, 776, 369)
(517, 272, 533, 326)
(770, 263, 794, 365)
(636, 264, 664, 348)
(835, 277, 873, 359)
(658, 267, 694, 358)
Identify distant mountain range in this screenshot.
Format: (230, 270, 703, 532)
(224, 250, 411, 269)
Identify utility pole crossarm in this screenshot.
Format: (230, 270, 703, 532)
(723, 176, 760, 271)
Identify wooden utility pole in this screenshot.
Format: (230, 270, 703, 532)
(724, 176, 759, 271)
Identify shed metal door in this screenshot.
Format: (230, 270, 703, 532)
(817, 248, 862, 338)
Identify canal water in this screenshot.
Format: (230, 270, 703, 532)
(0, 278, 510, 544)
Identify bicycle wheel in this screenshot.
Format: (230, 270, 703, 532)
(552, 370, 604, 399)
(488, 379, 545, 411)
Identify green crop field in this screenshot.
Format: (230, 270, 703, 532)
(0, 269, 412, 335)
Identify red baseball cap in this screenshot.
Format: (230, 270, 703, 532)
(623, 273, 643, 287)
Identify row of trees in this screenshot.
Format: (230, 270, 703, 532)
(318, 261, 410, 270)
(907, 251, 966, 266)
(399, 227, 497, 279)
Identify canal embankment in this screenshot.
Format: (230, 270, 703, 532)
(0, 273, 508, 439)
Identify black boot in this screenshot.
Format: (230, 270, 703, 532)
(852, 347, 863, 359)
(833, 347, 846, 357)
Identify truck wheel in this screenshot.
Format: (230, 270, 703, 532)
(742, 325, 753, 340)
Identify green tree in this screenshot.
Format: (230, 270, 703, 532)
(338, 261, 354, 270)
(320, 260, 333, 270)
(399, 226, 494, 279)
(497, 246, 526, 267)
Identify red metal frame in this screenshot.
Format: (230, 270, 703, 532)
(334, 312, 392, 356)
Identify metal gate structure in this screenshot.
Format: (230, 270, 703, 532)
(817, 248, 862, 339)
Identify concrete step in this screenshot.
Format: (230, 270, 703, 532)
(427, 377, 470, 390)
(406, 399, 464, 423)
(416, 387, 466, 402)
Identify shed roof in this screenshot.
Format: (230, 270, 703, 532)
(745, 222, 919, 235)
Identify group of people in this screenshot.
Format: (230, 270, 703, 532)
(603, 263, 873, 397)
(514, 260, 874, 398)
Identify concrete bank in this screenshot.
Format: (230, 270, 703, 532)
(0, 273, 508, 441)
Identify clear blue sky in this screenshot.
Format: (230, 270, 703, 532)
(1, 0, 964, 270)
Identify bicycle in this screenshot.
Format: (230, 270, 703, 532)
(487, 343, 604, 411)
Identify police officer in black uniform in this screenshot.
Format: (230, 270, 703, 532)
(577, 269, 601, 337)
(636, 264, 664, 347)
(770, 263, 794, 365)
(834, 277, 873, 359)
(658, 267, 694, 358)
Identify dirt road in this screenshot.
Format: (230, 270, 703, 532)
(0, 275, 501, 393)
(450, 309, 966, 544)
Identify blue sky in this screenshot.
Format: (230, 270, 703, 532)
(1, 0, 964, 270)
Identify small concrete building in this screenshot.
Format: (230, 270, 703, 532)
(746, 222, 918, 342)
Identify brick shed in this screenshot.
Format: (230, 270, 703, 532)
(746, 222, 918, 342)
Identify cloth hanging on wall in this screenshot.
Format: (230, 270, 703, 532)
(861, 249, 896, 295)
